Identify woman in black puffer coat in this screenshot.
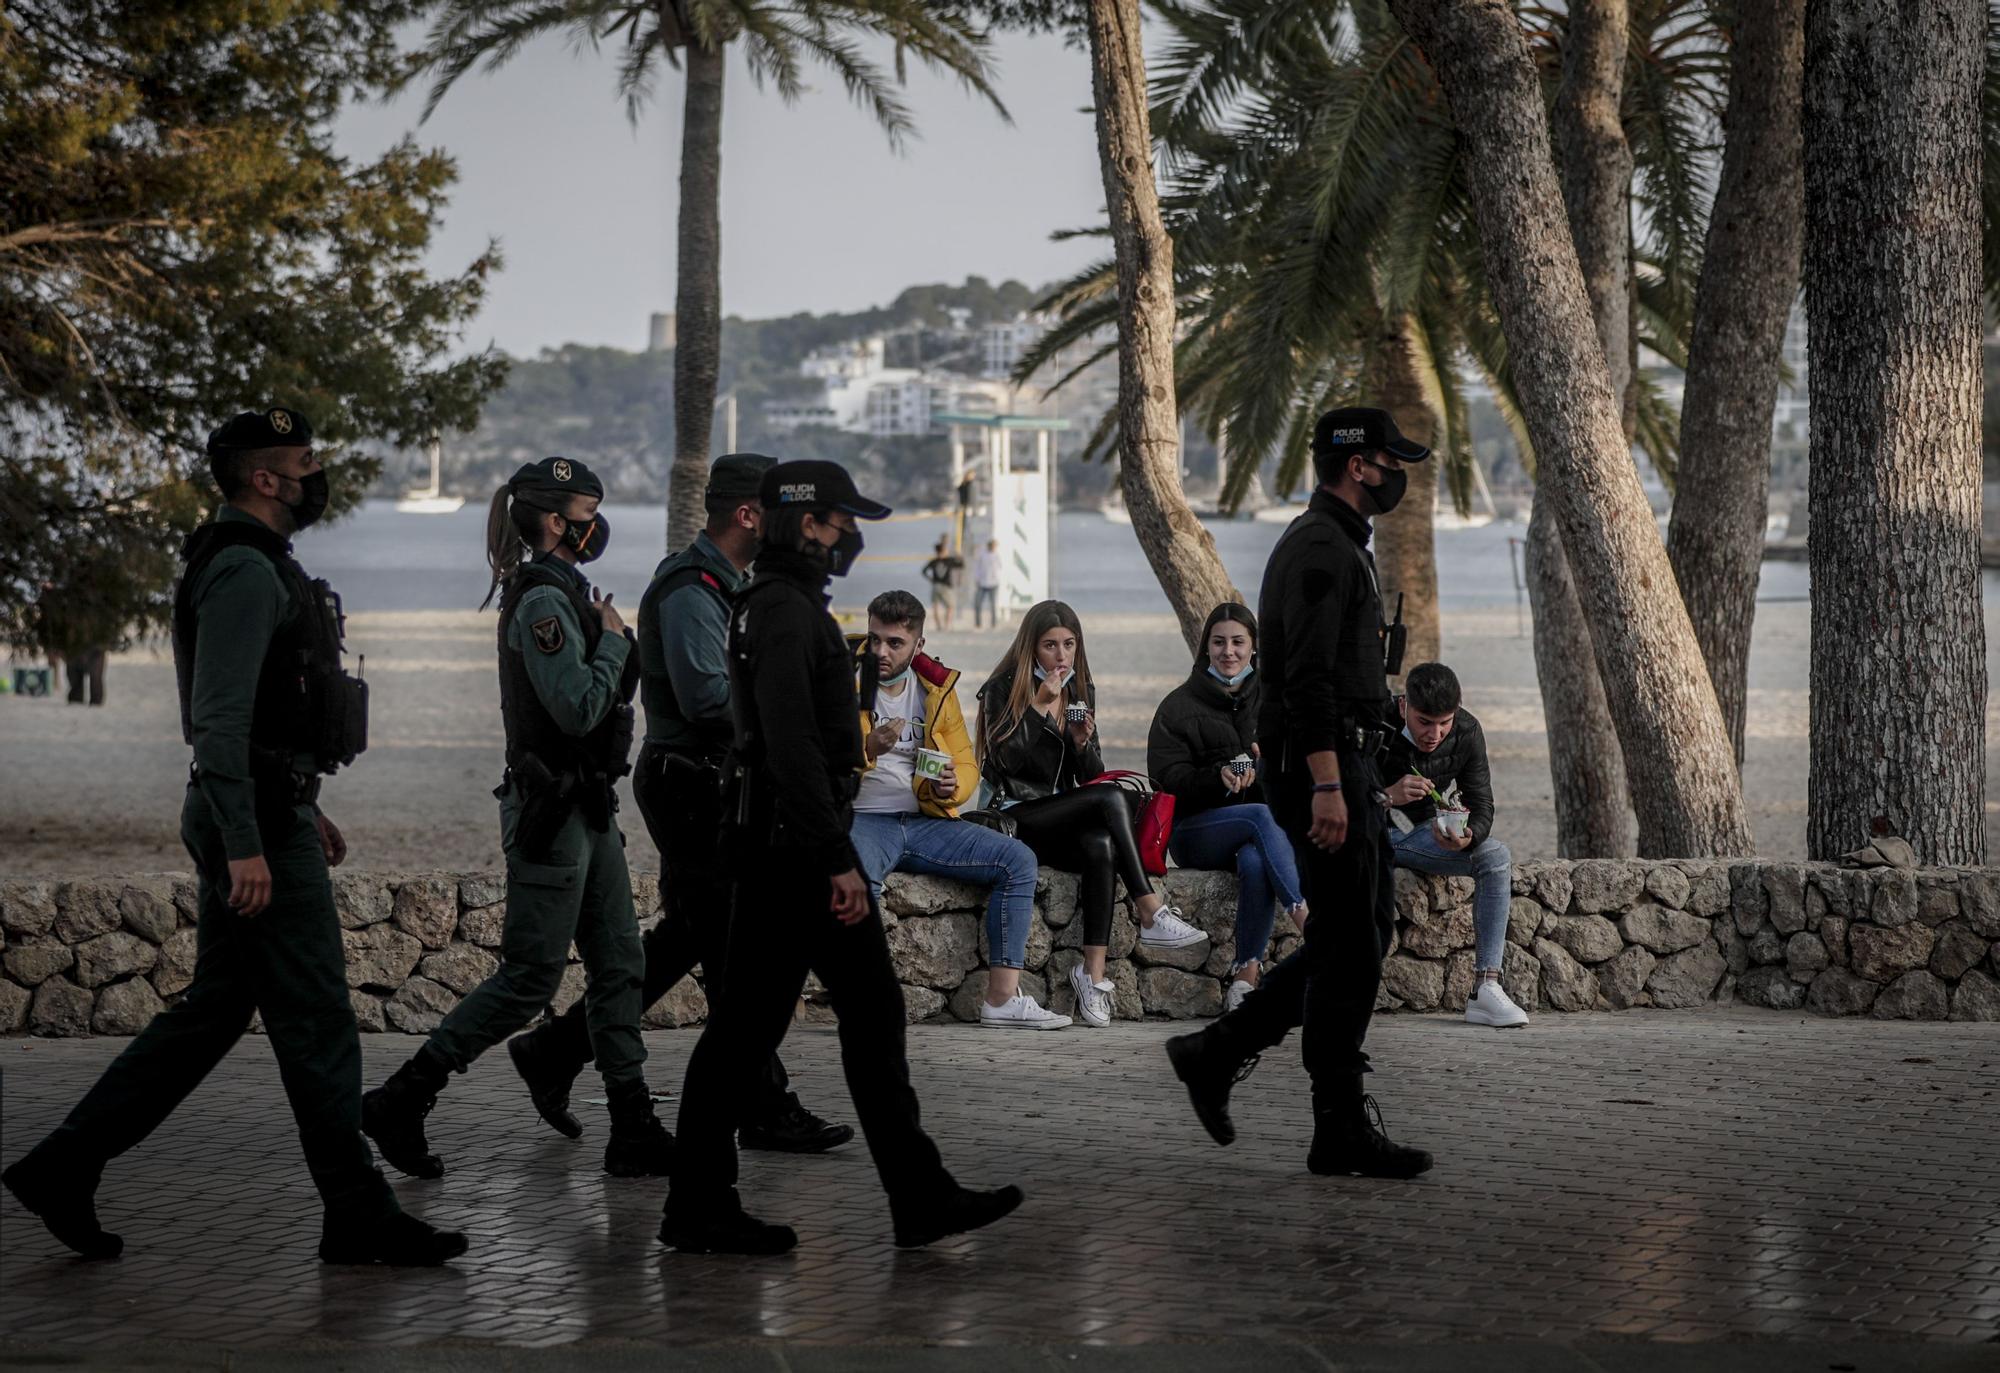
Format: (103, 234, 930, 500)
(1146, 603, 1307, 1014)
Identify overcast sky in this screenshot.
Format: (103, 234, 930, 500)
(334, 30, 1108, 359)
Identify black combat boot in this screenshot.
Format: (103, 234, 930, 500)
(508, 1027, 586, 1139)
(362, 1050, 449, 1180)
(890, 1183, 1026, 1250)
(738, 1092, 855, 1154)
(1165, 1024, 1260, 1147)
(602, 1079, 675, 1178)
(319, 1209, 470, 1266)
(2, 1149, 122, 1260)
(659, 1188, 798, 1256)
(1306, 1082, 1434, 1180)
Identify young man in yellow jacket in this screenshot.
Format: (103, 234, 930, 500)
(850, 591, 1068, 1029)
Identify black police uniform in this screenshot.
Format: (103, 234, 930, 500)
(1167, 407, 1434, 1180)
(1, 408, 464, 1266)
(661, 461, 1022, 1255)
(510, 456, 852, 1155)
(363, 456, 672, 1183)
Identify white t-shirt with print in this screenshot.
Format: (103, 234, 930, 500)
(855, 680, 924, 815)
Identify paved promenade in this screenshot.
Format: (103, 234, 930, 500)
(3, 1010, 1998, 1364)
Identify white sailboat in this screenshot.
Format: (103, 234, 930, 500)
(395, 437, 464, 514)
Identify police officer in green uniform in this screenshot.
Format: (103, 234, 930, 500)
(659, 459, 1023, 1256)
(508, 455, 852, 1154)
(362, 456, 673, 1180)
(1, 408, 466, 1267)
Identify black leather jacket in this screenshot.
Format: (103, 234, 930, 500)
(1379, 703, 1495, 846)
(976, 666, 1104, 805)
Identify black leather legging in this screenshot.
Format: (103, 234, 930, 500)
(1007, 785, 1155, 946)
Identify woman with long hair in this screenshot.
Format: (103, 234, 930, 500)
(975, 600, 1206, 1028)
(364, 457, 673, 1184)
(1147, 603, 1307, 1014)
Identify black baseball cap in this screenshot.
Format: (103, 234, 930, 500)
(1311, 407, 1431, 462)
(507, 455, 603, 508)
(705, 453, 777, 506)
(206, 407, 312, 454)
(760, 460, 893, 521)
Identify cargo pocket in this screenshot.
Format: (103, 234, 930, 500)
(501, 856, 584, 968)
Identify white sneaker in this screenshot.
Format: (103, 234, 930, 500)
(1068, 963, 1113, 1028)
(979, 994, 1072, 1031)
(1224, 979, 1255, 1014)
(1466, 980, 1529, 1028)
(1138, 905, 1208, 950)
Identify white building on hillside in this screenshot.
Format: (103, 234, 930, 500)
(765, 334, 1014, 437)
(982, 316, 1046, 380)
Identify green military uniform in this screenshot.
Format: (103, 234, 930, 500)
(3, 408, 464, 1267)
(364, 455, 669, 1183)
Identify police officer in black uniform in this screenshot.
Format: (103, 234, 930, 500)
(363, 456, 673, 1181)
(508, 455, 852, 1154)
(2, 408, 465, 1266)
(659, 460, 1024, 1255)
(1166, 407, 1435, 1180)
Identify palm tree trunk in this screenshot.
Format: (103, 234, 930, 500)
(1803, 0, 1985, 865)
(668, 36, 725, 551)
(1386, 0, 1752, 858)
(1534, 0, 1637, 857)
(1666, 0, 1805, 767)
(1369, 313, 1441, 678)
(1082, 0, 1238, 651)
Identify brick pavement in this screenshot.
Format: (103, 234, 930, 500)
(2, 1009, 1998, 1354)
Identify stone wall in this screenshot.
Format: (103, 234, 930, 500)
(3, 860, 1998, 1035)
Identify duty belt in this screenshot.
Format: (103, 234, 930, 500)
(189, 761, 322, 808)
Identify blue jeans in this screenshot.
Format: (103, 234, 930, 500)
(974, 585, 999, 627)
(1388, 824, 1513, 971)
(1167, 803, 1303, 975)
(851, 812, 1041, 970)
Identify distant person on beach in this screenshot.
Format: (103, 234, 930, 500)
(976, 600, 1207, 1028)
(972, 538, 1002, 629)
(922, 534, 964, 631)
(506, 454, 852, 1155)
(662, 460, 1023, 1255)
(1381, 662, 1526, 1028)
(3, 407, 465, 1267)
(1147, 602, 1308, 1015)
(851, 590, 1065, 1030)
(64, 644, 107, 706)
(1167, 405, 1435, 1182)
(363, 456, 675, 1184)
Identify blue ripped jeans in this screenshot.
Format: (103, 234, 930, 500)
(1167, 803, 1304, 975)
(850, 812, 1040, 969)
(1388, 824, 1513, 971)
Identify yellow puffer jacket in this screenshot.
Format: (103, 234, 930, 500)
(854, 650, 980, 818)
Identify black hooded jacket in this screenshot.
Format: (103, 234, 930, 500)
(1147, 667, 1263, 818)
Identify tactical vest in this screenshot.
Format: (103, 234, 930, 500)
(172, 519, 367, 777)
(637, 544, 736, 757)
(1280, 508, 1391, 705)
(496, 558, 631, 781)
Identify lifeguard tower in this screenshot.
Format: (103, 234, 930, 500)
(937, 412, 1072, 613)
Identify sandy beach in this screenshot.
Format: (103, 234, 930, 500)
(6, 597, 1998, 877)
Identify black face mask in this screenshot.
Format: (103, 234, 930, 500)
(561, 512, 610, 563)
(826, 524, 864, 578)
(283, 470, 330, 530)
(1358, 461, 1407, 516)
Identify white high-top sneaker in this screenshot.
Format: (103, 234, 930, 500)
(1466, 980, 1530, 1028)
(1067, 962, 1113, 1027)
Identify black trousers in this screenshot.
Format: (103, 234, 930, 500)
(1215, 753, 1395, 1085)
(1007, 785, 1154, 946)
(671, 862, 953, 1213)
(543, 745, 791, 1120)
(20, 790, 396, 1219)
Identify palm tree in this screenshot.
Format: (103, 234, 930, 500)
(421, 1, 1007, 548)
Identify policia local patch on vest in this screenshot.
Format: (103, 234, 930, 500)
(531, 615, 565, 654)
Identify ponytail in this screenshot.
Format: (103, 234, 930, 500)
(480, 484, 545, 609)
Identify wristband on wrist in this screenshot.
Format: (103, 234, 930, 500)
(1312, 781, 1343, 794)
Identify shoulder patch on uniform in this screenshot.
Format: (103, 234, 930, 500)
(699, 572, 721, 591)
(531, 615, 565, 655)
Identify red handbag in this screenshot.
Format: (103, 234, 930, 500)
(1090, 770, 1177, 877)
